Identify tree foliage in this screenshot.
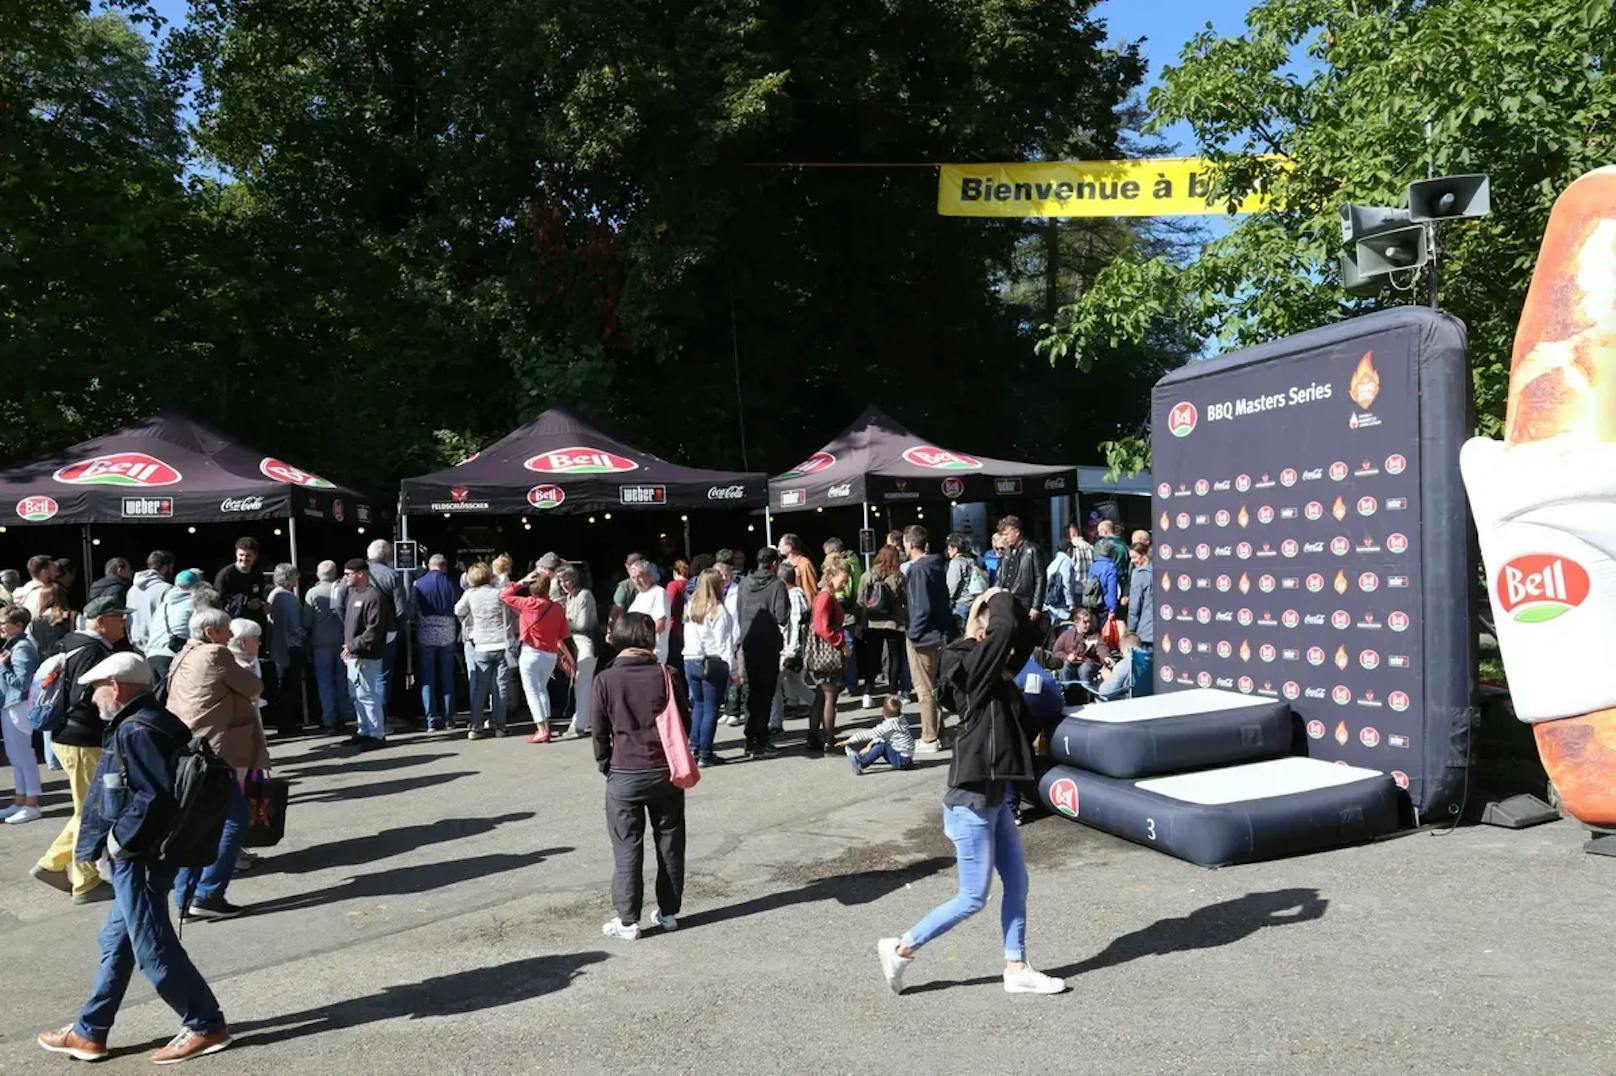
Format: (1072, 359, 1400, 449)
(1040, 0, 1615, 476)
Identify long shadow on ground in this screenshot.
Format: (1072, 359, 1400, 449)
(239, 847, 572, 917)
(251, 812, 537, 875)
(280, 752, 456, 782)
(903, 887, 1329, 994)
(217, 951, 610, 1049)
(678, 857, 954, 930)
(288, 771, 477, 804)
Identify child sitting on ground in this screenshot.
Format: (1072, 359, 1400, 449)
(837, 695, 915, 774)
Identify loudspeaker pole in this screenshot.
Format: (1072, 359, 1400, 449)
(1425, 118, 1439, 309)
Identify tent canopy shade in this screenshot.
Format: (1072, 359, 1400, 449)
(399, 406, 767, 516)
(0, 410, 373, 526)
(768, 405, 1076, 514)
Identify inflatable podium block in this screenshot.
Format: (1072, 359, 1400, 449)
(1049, 688, 1294, 779)
(1037, 757, 1399, 867)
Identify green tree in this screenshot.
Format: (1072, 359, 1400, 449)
(1040, 0, 1615, 476)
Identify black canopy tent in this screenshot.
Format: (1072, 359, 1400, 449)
(0, 410, 373, 573)
(766, 405, 1076, 556)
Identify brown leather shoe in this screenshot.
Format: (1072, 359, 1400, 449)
(151, 1028, 232, 1065)
(37, 1025, 108, 1061)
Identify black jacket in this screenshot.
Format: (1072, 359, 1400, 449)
(343, 584, 395, 660)
(75, 695, 192, 863)
(940, 592, 1038, 799)
(214, 564, 268, 626)
(904, 553, 952, 646)
(735, 568, 789, 654)
(591, 652, 690, 774)
(89, 574, 131, 607)
(51, 629, 133, 748)
(996, 540, 1046, 614)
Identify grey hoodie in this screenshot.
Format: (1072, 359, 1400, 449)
(128, 568, 171, 649)
(145, 584, 195, 658)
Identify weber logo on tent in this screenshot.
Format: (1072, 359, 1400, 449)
(902, 446, 982, 470)
(1496, 554, 1590, 623)
(780, 489, 806, 508)
(16, 496, 58, 522)
(260, 457, 335, 488)
(527, 484, 566, 510)
(54, 453, 181, 487)
(525, 447, 638, 474)
(707, 485, 746, 501)
(122, 497, 173, 518)
(619, 485, 667, 506)
(993, 478, 1022, 495)
(221, 496, 265, 513)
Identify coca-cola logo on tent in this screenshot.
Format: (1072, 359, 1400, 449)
(524, 447, 638, 474)
(54, 453, 180, 487)
(260, 457, 335, 488)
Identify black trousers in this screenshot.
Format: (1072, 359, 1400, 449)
(742, 646, 781, 748)
(605, 769, 685, 923)
(860, 628, 904, 695)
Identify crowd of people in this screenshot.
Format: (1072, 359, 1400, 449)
(2, 508, 1152, 1063)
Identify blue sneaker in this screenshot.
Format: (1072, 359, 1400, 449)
(846, 746, 864, 775)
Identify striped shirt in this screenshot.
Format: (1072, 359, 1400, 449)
(1070, 538, 1095, 579)
(844, 713, 916, 758)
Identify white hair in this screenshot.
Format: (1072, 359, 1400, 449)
(367, 539, 390, 561)
(228, 618, 261, 654)
(272, 562, 299, 588)
(317, 559, 339, 582)
(190, 607, 231, 639)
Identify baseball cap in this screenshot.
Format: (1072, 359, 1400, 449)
(536, 552, 562, 571)
(83, 596, 132, 619)
(343, 558, 369, 572)
(80, 652, 153, 688)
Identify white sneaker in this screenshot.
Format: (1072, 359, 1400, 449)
(1003, 966, 1067, 995)
(4, 806, 42, 825)
(913, 739, 942, 754)
(653, 912, 678, 932)
(602, 917, 640, 941)
(877, 938, 912, 994)
(861, 694, 874, 709)
(0, 804, 20, 821)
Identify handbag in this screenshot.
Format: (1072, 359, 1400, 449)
(243, 770, 290, 848)
(654, 667, 700, 790)
(700, 654, 727, 682)
(803, 630, 844, 678)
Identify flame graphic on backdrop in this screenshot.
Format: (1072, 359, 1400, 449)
(1161, 573, 1172, 592)
(1160, 632, 1172, 653)
(1335, 720, 1350, 746)
(1335, 645, 1349, 670)
(1238, 505, 1250, 528)
(1350, 351, 1381, 409)
(1332, 496, 1348, 521)
(1334, 570, 1349, 595)
(1239, 572, 1251, 594)
(1159, 511, 1170, 531)
(1240, 640, 1252, 663)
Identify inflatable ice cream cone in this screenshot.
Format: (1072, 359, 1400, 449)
(1461, 166, 1616, 826)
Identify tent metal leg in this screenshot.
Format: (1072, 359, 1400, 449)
(862, 502, 872, 570)
(288, 513, 301, 570)
(764, 507, 773, 546)
(80, 525, 94, 606)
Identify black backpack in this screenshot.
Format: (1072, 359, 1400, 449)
(1079, 573, 1106, 614)
(114, 716, 235, 871)
(861, 573, 895, 620)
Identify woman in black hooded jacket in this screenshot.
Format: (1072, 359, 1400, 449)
(875, 589, 1066, 996)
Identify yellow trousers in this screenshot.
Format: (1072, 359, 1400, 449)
(36, 743, 102, 896)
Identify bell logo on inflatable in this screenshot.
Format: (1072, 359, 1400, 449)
(1048, 777, 1080, 818)
(54, 453, 180, 487)
(1167, 402, 1197, 438)
(1496, 554, 1590, 623)
(525, 447, 639, 474)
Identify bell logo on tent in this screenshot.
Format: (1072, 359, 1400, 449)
(1167, 402, 1197, 437)
(260, 457, 335, 488)
(1048, 777, 1080, 819)
(54, 453, 180, 487)
(16, 496, 58, 522)
(781, 451, 836, 479)
(940, 477, 965, 498)
(1497, 554, 1590, 623)
(524, 447, 639, 475)
(527, 484, 566, 510)
(902, 446, 981, 471)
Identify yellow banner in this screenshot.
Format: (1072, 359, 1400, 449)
(937, 157, 1277, 218)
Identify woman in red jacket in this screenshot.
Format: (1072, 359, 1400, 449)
(806, 563, 851, 754)
(501, 567, 569, 743)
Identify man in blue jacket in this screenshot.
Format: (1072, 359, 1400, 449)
(903, 526, 953, 754)
(37, 653, 231, 1066)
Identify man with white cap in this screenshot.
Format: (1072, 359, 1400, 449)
(36, 651, 232, 1066)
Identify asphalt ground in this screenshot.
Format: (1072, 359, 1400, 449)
(1, 702, 1614, 1076)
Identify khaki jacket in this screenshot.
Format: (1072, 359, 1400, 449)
(165, 638, 271, 771)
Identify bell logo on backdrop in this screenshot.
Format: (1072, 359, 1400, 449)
(524, 447, 638, 474)
(902, 446, 982, 470)
(1496, 554, 1589, 623)
(779, 451, 836, 479)
(527, 484, 566, 510)
(54, 453, 180, 487)
(1167, 402, 1198, 438)
(16, 496, 58, 522)
(260, 457, 335, 488)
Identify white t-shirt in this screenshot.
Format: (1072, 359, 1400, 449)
(629, 585, 671, 663)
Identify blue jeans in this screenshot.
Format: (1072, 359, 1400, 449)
(903, 803, 1028, 962)
(312, 646, 352, 727)
(380, 635, 398, 712)
(469, 649, 506, 731)
(174, 779, 248, 908)
(857, 741, 912, 770)
(843, 641, 860, 693)
(348, 656, 386, 739)
(684, 657, 728, 760)
(418, 643, 455, 723)
(75, 857, 224, 1043)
